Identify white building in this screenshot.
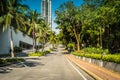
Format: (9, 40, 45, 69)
(0, 27, 33, 54)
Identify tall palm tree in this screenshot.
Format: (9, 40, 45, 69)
(35, 19, 51, 52)
(27, 10, 40, 52)
(0, 0, 29, 57)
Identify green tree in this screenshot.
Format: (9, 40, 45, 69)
(35, 20, 51, 52)
(0, 0, 29, 57)
(27, 10, 40, 52)
(55, 1, 84, 51)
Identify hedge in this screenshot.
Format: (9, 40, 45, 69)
(28, 50, 51, 57)
(72, 51, 120, 63)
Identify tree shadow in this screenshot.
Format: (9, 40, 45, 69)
(9, 59, 44, 68)
(0, 67, 12, 73)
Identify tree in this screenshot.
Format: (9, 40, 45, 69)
(35, 20, 51, 52)
(55, 1, 84, 51)
(0, 0, 29, 57)
(27, 10, 40, 52)
(49, 31, 57, 48)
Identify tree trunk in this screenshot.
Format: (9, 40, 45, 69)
(100, 27, 102, 49)
(77, 39, 80, 51)
(32, 30, 35, 52)
(41, 37, 45, 52)
(10, 26, 14, 58)
(33, 37, 35, 52)
(73, 26, 81, 51)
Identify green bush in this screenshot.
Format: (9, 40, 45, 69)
(67, 42, 75, 50)
(14, 46, 22, 52)
(6, 58, 25, 63)
(43, 50, 51, 55)
(28, 52, 44, 57)
(83, 47, 109, 54)
(72, 50, 120, 63)
(0, 58, 6, 64)
(102, 54, 120, 63)
(50, 48, 53, 51)
(0, 58, 25, 66)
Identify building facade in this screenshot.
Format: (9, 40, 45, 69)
(41, 0, 52, 28)
(0, 27, 33, 54)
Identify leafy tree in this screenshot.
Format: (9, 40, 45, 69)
(55, 1, 84, 51)
(0, 0, 29, 57)
(27, 10, 40, 52)
(35, 20, 51, 52)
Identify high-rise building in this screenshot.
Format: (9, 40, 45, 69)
(41, 0, 52, 29)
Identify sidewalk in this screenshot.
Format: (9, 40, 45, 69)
(66, 54, 120, 80)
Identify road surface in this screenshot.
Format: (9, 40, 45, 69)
(0, 45, 95, 80)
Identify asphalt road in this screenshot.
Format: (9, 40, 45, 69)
(0, 45, 95, 80)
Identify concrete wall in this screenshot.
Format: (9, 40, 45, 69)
(0, 27, 33, 54)
(0, 27, 10, 54)
(75, 55, 120, 73)
(12, 30, 33, 47)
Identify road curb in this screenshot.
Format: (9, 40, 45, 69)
(66, 55, 103, 80)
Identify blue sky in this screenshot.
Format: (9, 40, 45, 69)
(22, 0, 83, 33)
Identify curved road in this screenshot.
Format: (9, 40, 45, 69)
(0, 45, 95, 80)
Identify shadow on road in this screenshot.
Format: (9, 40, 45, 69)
(9, 60, 44, 68)
(0, 67, 12, 73)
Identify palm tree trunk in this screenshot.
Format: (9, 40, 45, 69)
(32, 30, 35, 52)
(10, 26, 14, 57)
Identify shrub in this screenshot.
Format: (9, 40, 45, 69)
(72, 50, 120, 63)
(6, 58, 25, 63)
(28, 52, 44, 57)
(0, 58, 25, 66)
(102, 54, 120, 63)
(83, 47, 109, 54)
(14, 46, 22, 52)
(0, 58, 6, 64)
(67, 42, 75, 50)
(43, 50, 50, 55)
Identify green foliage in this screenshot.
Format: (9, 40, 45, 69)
(6, 58, 25, 63)
(43, 50, 51, 55)
(28, 50, 51, 57)
(14, 46, 22, 52)
(28, 52, 43, 57)
(72, 51, 120, 63)
(67, 42, 75, 50)
(49, 48, 52, 51)
(83, 47, 109, 54)
(102, 54, 120, 63)
(0, 58, 25, 66)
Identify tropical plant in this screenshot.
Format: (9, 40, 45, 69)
(55, 1, 84, 51)
(0, 0, 29, 57)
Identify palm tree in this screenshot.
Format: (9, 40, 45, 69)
(35, 19, 51, 52)
(0, 0, 29, 57)
(27, 10, 40, 52)
(49, 31, 57, 48)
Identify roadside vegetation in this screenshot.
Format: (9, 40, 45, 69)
(0, 0, 57, 58)
(0, 58, 25, 67)
(72, 48, 120, 63)
(55, 0, 120, 63)
(55, 0, 120, 53)
(28, 50, 51, 57)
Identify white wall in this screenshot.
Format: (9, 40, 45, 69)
(12, 30, 33, 47)
(0, 27, 10, 54)
(0, 27, 33, 54)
